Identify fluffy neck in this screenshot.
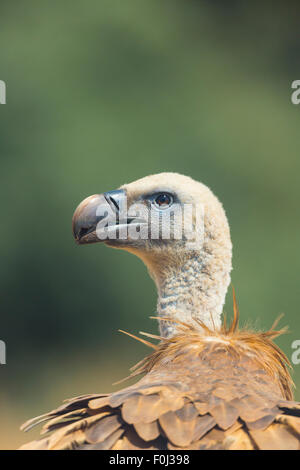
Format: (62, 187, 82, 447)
(141, 213, 232, 338)
(154, 249, 231, 337)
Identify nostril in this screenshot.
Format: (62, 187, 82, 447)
(104, 193, 119, 213)
(109, 196, 120, 211)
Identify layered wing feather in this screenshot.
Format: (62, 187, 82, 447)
(20, 325, 300, 450)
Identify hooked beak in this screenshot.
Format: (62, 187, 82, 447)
(72, 189, 127, 245)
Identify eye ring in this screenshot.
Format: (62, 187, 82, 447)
(153, 193, 173, 209)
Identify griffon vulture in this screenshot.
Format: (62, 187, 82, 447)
(20, 173, 300, 450)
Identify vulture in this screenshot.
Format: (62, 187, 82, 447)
(20, 172, 300, 450)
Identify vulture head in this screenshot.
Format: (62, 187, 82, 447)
(72, 173, 232, 337)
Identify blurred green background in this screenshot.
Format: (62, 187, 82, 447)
(1, 0, 300, 449)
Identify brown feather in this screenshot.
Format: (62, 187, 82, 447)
(159, 410, 197, 447)
(20, 303, 300, 450)
(80, 428, 124, 450)
(84, 415, 122, 444)
(134, 420, 160, 441)
(209, 401, 239, 430)
(249, 424, 300, 450)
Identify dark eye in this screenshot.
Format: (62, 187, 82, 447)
(153, 193, 173, 209)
